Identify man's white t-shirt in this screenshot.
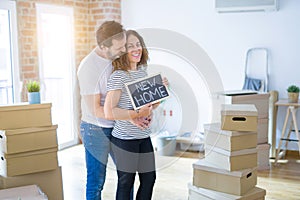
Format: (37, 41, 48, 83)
(77, 50, 114, 128)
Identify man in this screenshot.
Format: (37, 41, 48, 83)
(77, 21, 151, 200)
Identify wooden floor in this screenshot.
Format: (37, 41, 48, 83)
(258, 156, 300, 200)
(59, 145, 300, 200)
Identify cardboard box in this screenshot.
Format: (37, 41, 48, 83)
(222, 91, 270, 119)
(0, 185, 47, 200)
(0, 196, 47, 200)
(193, 159, 257, 196)
(204, 123, 257, 151)
(221, 104, 258, 132)
(257, 143, 270, 170)
(257, 118, 268, 144)
(0, 125, 58, 154)
(0, 167, 63, 200)
(0, 103, 52, 130)
(205, 145, 257, 171)
(0, 147, 58, 177)
(0, 195, 47, 200)
(188, 183, 266, 200)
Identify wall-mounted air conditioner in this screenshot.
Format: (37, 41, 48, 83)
(215, 0, 279, 13)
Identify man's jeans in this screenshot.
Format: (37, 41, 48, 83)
(80, 121, 113, 200)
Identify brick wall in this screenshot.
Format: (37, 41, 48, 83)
(88, 1, 121, 48)
(16, 0, 121, 101)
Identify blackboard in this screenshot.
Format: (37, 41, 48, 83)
(125, 73, 170, 110)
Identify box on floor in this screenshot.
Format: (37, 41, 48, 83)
(0, 185, 48, 200)
(188, 183, 266, 200)
(193, 159, 257, 196)
(0, 167, 63, 200)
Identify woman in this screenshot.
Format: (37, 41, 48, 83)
(104, 30, 159, 200)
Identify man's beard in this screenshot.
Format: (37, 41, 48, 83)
(107, 50, 126, 60)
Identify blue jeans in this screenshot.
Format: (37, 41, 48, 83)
(80, 121, 113, 200)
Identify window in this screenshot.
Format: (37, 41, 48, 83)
(0, 1, 20, 104)
(36, 4, 77, 149)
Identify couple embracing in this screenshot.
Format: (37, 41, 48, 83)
(78, 21, 167, 200)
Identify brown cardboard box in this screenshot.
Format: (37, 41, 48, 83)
(257, 143, 270, 170)
(0, 103, 52, 130)
(188, 183, 266, 200)
(205, 145, 257, 171)
(222, 91, 270, 119)
(257, 118, 268, 144)
(204, 123, 257, 151)
(193, 159, 257, 196)
(0, 185, 48, 200)
(0, 147, 58, 177)
(221, 104, 258, 132)
(0, 167, 63, 200)
(0, 125, 58, 154)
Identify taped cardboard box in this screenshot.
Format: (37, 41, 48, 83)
(0, 125, 58, 154)
(0, 184, 48, 200)
(0, 147, 58, 177)
(221, 104, 258, 132)
(204, 123, 257, 151)
(0, 167, 63, 200)
(205, 145, 257, 171)
(0, 103, 52, 130)
(193, 159, 257, 196)
(188, 183, 266, 200)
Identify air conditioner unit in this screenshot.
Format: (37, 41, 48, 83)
(215, 0, 279, 13)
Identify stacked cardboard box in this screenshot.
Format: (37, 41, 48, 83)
(222, 92, 271, 170)
(0, 103, 63, 200)
(189, 104, 266, 199)
(0, 184, 48, 200)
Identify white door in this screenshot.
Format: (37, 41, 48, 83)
(36, 4, 77, 149)
(0, 1, 20, 104)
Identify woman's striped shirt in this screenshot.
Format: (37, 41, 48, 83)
(107, 66, 151, 140)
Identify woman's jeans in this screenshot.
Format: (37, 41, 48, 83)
(80, 121, 113, 200)
(111, 136, 156, 200)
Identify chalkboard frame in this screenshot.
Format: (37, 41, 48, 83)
(125, 73, 170, 110)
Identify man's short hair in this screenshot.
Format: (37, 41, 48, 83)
(96, 21, 125, 48)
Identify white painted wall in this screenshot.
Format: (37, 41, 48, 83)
(121, 0, 300, 150)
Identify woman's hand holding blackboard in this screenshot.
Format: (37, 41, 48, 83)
(162, 77, 169, 88)
(138, 103, 153, 118)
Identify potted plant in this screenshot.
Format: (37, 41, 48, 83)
(27, 80, 41, 104)
(287, 85, 299, 103)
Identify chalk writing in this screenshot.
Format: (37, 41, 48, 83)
(126, 74, 169, 110)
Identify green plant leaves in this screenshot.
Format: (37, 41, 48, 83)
(26, 80, 40, 92)
(287, 85, 300, 93)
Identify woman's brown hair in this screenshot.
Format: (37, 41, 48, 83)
(112, 30, 149, 72)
